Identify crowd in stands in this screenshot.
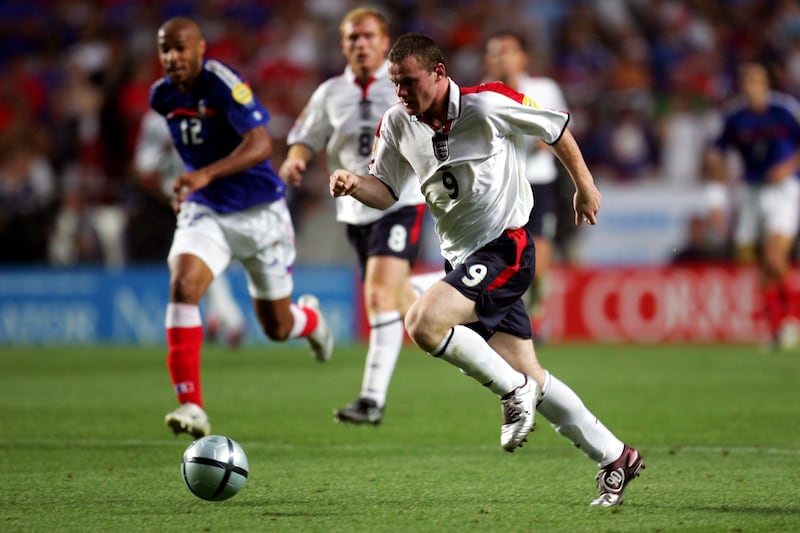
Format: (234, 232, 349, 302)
(1, 0, 798, 265)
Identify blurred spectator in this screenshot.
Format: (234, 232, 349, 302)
(3, 0, 800, 266)
(671, 212, 732, 264)
(0, 127, 57, 262)
(590, 103, 659, 182)
(656, 92, 721, 186)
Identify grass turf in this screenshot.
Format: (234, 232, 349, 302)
(1, 341, 799, 532)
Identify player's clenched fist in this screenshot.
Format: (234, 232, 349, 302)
(330, 169, 359, 197)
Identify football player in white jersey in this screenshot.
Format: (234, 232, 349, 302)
(280, 7, 434, 425)
(484, 31, 569, 343)
(331, 33, 643, 508)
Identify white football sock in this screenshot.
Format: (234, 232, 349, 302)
(536, 371, 625, 465)
(165, 303, 202, 328)
(360, 311, 404, 406)
(431, 325, 524, 396)
(287, 303, 308, 338)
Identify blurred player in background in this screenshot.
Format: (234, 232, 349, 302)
(483, 31, 569, 343)
(280, 7, 432, 425)
(706, 61, 800, 350)
(331, 33, 643, 507)
(134, 109, 247, 348)
(152, 16, 334, 438)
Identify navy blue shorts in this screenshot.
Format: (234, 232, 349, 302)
(346, 204, 426, 280)
(442, 227, 535, 340)
(525, 181, 559, 240)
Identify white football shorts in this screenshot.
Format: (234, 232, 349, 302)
(735, 176, 800, 245)
(168, 199, 296, 300)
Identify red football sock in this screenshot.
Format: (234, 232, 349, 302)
(778, 276, 796, 321)
(166, 326, 204, 406)
(299, 305, 319, 337)
(763, 286, 784, 337)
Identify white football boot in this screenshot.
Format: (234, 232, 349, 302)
(165, 402, 211, 438)
(500, 375, 538, 452)
(298, 294, 334, 362)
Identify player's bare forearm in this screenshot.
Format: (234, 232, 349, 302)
(330, 169, 396, 210)
(208, 126, 272, 179)
(175, 126, 271, 195)
(279, 144, 314, 186)
(550, 128, 601, 225)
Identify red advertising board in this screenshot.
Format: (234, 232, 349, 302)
(358, 264, 787, 343)
(545, 264, 768, 343)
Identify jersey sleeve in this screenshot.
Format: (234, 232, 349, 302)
(713, 117, 733, 150)
(206, 61, 270, 135)
(148, 78, 168, 116)
(478, 84, 569, 145)
(368, 116, 415, 200)
(504, 94, 569, 145)
(286, 82, 333, 153)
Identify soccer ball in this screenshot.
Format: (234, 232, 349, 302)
(181, 435, 249, 501)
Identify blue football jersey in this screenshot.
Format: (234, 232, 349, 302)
(150, 59, 285, 213)
(715, 91, 800, 185)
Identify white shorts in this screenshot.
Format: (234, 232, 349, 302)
(735, 177, 800, 245)
(168, 200, 296, 300)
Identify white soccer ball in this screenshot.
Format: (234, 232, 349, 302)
(181, 435, 249, 501)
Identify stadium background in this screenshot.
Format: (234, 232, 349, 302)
(1, 0, 796, 344)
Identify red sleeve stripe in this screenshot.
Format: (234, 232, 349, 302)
(461, 82, 525, 104)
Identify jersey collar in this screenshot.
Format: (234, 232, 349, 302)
(344, 61, 389, 84)
(412, 78, 460, 132)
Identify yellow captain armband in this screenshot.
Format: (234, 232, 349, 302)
(232, 83, 253, 105)
(522, 95, 541, 109)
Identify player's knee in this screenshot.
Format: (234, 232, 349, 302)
(404, 304, 441, 351)
(169, 274, 205, 303)
(364, 283, 400, 314)
(403, 303, 422, 337)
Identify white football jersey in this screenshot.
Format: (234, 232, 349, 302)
(134, 109, 184, 196)
(370, 79, 569, 265)
(287, 62, 425, 225)
(516, 74, 568, 184)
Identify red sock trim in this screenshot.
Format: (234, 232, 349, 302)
(299, 306, 319, 337)
(763, 286, 784, 336)
(166, 326, 204, 406)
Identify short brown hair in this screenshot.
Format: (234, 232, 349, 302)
(388, 33, 444, 72)
(339, 7, 389, 38)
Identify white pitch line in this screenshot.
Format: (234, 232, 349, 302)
(1, 439, 799, 456)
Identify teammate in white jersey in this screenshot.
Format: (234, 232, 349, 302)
(331, 33, 643, 507)
(280, 7, 432, 425)
(484, 31, 569, 343)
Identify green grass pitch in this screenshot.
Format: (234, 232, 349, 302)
(1, 341, 799, 532)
